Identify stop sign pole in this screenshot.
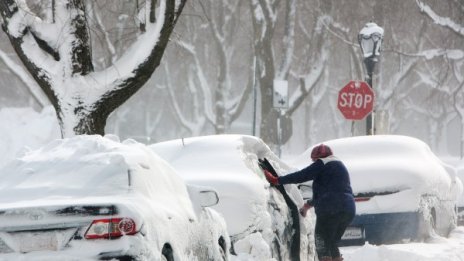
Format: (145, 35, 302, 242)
(337, 81, 375, 133)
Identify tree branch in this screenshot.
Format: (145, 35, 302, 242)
(94, 0, 187, 119)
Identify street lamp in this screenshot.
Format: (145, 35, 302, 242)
(358, 22, 384, 135)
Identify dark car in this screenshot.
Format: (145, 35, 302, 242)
(292, 135, 462, 245)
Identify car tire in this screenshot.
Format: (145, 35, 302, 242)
(423, 207, 437, 240)
(419, 196, 439, 241)
(161, 244, 174, 261)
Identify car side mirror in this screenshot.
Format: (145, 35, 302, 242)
(298, 184, 313, 201)
(198, 190, 219, 207)
(187, 185, 220, 208)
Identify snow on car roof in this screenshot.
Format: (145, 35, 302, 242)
(151, 134, 287, 178)
(290, 135, 455, 196)
(0, 135, 192, 212)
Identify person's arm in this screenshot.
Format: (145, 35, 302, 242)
(278, 160, 324, 184)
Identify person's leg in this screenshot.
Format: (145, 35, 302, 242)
(321, 214, 343, 259)
(331, 211, 355, 260)
(315, 214, 334, 260)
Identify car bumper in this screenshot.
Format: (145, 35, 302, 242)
(0, 236, 144, 260)
(339, 211, 423, 246)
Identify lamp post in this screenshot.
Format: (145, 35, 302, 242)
(358, 22, 384, 135)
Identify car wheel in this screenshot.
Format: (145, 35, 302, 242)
(161, 244, 174, 261)
(423, 207, 437, 240)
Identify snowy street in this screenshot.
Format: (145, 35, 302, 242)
(341, 227, 464, 261)
(228, 227, 464, 260)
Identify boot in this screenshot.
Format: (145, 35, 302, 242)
(319, 257, 332, 261)
(333, 256, 344, 261)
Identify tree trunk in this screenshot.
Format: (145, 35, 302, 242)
(0, 0, 187, 138)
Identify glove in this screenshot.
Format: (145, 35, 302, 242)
(263, 170, 279, 185)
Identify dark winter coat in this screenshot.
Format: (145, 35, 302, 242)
(278, 155, 355, 216)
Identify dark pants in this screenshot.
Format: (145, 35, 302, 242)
(315, 211, 354, 259)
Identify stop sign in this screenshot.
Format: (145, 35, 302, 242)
(337, 81, 375, 120)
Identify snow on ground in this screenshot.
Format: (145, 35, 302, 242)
(2, 106, 464, 260)
(342, 228, 464, 261)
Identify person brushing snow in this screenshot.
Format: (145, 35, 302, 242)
(263, 144, 355, 261)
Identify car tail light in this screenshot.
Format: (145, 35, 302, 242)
(354, 196, 371, 202)
(85, 218, 137, 239)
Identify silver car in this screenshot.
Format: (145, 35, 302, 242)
(0, 135, 230, 260)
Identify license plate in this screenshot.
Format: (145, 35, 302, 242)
(18, 231, 59, 252)
(341, 227, 363, 240)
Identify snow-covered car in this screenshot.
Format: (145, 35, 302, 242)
(150, 134, 314, 261)
(291, 135, 462, 245)
(0, 135, 230, 260)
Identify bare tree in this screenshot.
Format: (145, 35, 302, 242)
(0, 0, 187, 137)
(411, 0, 464, 153)
(249, 0, 279, 145)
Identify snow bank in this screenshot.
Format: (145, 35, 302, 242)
(342, 227, 464, 261)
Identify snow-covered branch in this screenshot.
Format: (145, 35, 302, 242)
(276, 0, 295, 80)
(416, 0, 464, 37)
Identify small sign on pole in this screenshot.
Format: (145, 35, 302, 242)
(273, 80, 289, 109)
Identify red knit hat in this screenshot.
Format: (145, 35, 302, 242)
(311, 144, 333, 161)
